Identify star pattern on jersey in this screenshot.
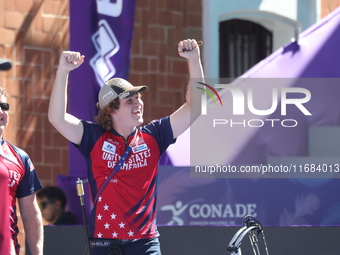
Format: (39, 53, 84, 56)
(94, 192, 158, 240)
(94, 197, 157, 239)
(98, 196, 103, 202)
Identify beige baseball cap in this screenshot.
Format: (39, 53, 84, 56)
(98, 78, 148, 109)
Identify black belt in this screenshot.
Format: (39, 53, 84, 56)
(90, 238, 123, 255)
(90, 238, 139, 247)
(90, 238, 121, 248)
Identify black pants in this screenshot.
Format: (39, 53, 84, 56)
(89, 238, 161, 255)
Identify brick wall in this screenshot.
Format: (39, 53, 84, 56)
(130, 0, 203, 123)
(0, 0, 70, 188)
(321, 0, 340, 17)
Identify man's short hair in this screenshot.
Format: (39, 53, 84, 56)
(36, 186, 67, 210)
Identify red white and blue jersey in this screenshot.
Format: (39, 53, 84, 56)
(76, 116, 175, 240)
(0, 152, 10, 254)
(1, 139, 42, 254)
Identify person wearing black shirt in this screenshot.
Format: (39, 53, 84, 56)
(37, 186, 76, 225)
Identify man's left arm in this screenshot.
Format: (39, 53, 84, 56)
(170, 39, 204, 139)
(19, 194, 43, 255)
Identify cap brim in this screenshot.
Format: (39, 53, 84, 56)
(126, 85, 148, 95)
(0, 59, 12, 71)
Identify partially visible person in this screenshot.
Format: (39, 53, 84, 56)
(37, 186, 77, 225)
(0, 58, 12, 255)
(0, 83, 43, 255)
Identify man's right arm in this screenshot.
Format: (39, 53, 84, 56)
(48, 51, 85, 145)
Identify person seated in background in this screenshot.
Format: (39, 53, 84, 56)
(36, 186, 77, 226)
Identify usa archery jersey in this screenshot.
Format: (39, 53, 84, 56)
(1, 139, 42, 254)
(76, 116, 175, 240)
(0, 150, 10, 254)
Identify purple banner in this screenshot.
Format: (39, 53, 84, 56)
(68, 0, 136, 177)
(157, 166, 340, 226)
(57, 0, 136, 224)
